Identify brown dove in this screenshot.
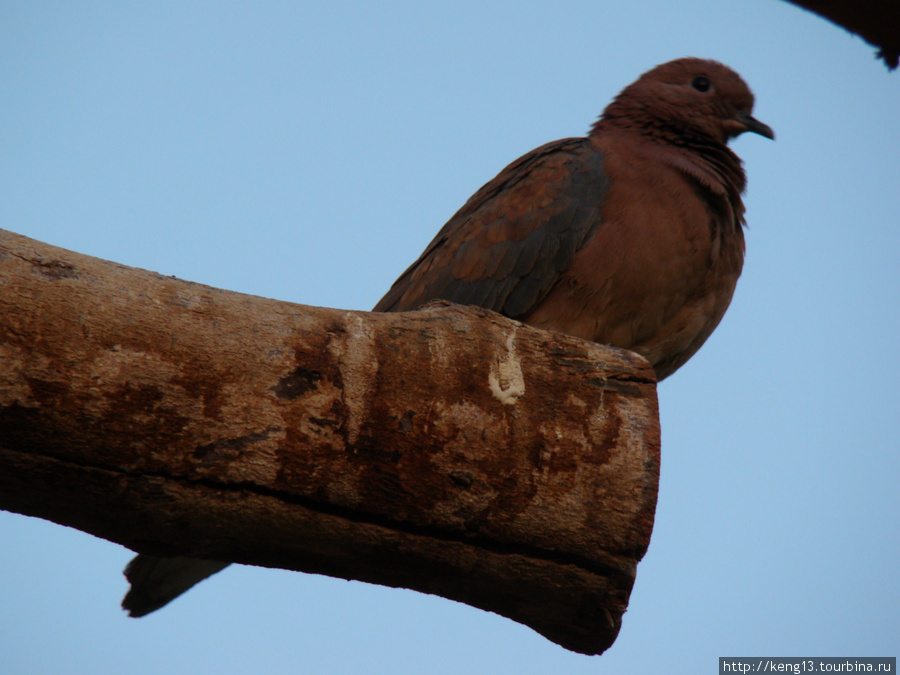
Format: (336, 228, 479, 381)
(374, 57, 773, 378)
(122, 57, 772, 618)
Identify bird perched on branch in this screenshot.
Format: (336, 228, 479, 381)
(374, 57, 773, 380)
(122, 57, 773, 618)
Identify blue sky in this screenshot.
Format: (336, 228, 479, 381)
(2, 2, 898, 673)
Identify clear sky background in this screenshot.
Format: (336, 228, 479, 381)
(2, 2, 898, 673)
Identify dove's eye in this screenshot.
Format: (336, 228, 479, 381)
(691, 76, 712, 93)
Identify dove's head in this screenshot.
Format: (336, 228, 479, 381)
(597, 58, 774, 145)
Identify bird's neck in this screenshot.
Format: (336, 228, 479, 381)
(592, 118, 747, 220)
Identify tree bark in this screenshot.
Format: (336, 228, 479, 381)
(0, 228, 660, 655)
(785, 0, 900, 69)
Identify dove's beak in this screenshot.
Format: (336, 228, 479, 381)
(733, 110, 775, 140)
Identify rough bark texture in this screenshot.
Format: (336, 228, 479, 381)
(0, 228, 660, 655)
(786, 0, 900, 69)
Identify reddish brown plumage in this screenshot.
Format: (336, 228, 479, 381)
(375, 57, 772, 381)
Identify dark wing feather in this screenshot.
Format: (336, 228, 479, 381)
(372, 137, 609, 318)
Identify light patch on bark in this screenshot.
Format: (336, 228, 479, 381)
(336, 313, 378, 445)
(489, 332, 525, 405)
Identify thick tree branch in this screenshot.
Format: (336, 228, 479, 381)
(0, 228, 660, 655)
